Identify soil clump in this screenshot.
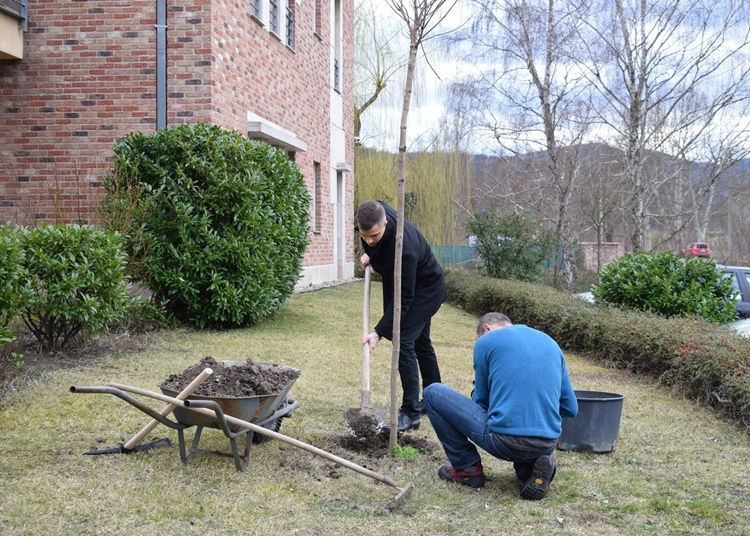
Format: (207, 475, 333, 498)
(160, 356, 300, 398)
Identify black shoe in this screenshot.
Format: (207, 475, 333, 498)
(438, 463, 485, 489)
(381, 412, 421, 432)
(417, 399, 427, 415)
(520, 455, 556, 500)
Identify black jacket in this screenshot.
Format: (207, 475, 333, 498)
(361, 202, 448, 340)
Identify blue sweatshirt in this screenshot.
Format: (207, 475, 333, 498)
(472, 324, 578, 439)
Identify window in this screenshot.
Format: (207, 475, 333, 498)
(312, 162, 321, 233)
(269, 0, 279, 35)
(285, 1, 295, 49)
(333, 0, 341, 92)
(250, 0, 297, 46)
(249, 0, 261, 19)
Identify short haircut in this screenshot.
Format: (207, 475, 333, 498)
(357, 201, 386, 231)
(476, 312, 512, 335)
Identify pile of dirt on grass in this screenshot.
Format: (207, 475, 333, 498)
(337, 431, 440, 458)
(159, 356, 301, 398)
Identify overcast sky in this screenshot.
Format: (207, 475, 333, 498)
(356, 1, 472, 153)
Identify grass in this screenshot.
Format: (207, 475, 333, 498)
(1, 279, 750, 535)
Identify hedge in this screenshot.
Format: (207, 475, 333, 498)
(445, 270, 750, 433)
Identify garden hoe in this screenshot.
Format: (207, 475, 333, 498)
(82, 368, 213, 455)
(88, 383, 414, 510)
(344, 265, 387, 440)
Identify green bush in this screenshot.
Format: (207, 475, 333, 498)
(592, 252, 736, 324)
(465, 211, 554, 282)
(101, 123, 310, 328)
(112, 294, 175, 334)
(445, 269, 750, 435)
(20, 224, 130, 351)
(0, 224, 30, 355)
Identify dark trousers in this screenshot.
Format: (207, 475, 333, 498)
(399, 319, 441, 417)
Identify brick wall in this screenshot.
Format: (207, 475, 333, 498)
(0, 0, 353, 270)
(0, 0, 160, 225)
(579, 242, 625, 272)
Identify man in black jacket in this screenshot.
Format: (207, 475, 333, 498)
(357, 200, 447, 432)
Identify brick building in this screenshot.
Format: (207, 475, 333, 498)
(0, 0, 355, 287)
(578, 242, 625, 272)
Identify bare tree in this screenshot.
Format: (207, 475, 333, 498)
(447, 0, 592, 288)
(354, 0, 403, 141)
(383, 0, 457, 454)
(666, 99, 750, 255)
(571, 144, 630, 270)
(577, 0, 750, 252)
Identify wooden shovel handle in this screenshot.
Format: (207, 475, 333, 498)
(122, 367, 212, 450)
(362, 265, 372, 407)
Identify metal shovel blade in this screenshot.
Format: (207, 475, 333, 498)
(84, 437, 171, 455)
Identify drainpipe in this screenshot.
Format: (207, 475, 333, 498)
(156, 0, 167, 129)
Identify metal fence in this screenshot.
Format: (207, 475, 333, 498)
(431, 246, 477, 268)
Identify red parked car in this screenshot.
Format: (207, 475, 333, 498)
(682, 242, 711, 258)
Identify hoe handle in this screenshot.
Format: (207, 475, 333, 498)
(108, 383, 404, 489)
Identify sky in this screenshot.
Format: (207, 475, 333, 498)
(357, 1, 750, 160)
(355, 1, 472, 153)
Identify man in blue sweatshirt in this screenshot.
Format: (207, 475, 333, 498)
(423, 312, 578, 500)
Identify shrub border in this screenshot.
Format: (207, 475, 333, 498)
(445, 270, 750, 433)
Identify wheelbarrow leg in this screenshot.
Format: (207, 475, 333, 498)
(185, 426, 204, 464)
(228, 433, 252, 471)
(177, 427, 189, 463)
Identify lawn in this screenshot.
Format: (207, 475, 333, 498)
(1, 279, 749, 535)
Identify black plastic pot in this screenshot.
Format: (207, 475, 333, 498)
(557, 390, 624, 453)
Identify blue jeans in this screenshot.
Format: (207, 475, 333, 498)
(423, 383, 556, 480)
(398, 320, 441, 418)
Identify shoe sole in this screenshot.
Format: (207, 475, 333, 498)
(381, 423, 420, 433)
(520, 456, 554, 500)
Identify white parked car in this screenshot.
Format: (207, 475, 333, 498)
(728, 318, 750, 338)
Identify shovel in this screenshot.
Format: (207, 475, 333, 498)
(344, 265, 387, 439)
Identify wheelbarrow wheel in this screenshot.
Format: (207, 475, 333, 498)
(252, 416, 282, 443)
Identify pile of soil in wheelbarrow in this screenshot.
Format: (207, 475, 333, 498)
(160, 356, 300, 397)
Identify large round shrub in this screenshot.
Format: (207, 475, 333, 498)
(591, 251, 737, 324)
(101, 123, 310, 328)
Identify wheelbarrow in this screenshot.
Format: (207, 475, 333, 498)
(72, 362, 300, 471)
(72, 369, 414, 509)
(158, 362, 300, 470)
